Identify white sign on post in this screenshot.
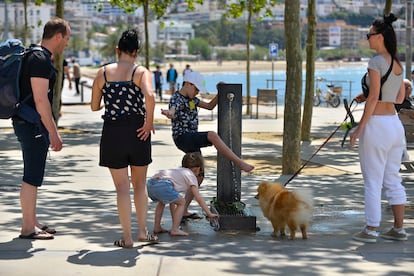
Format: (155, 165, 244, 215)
(269, 43, 278, 57)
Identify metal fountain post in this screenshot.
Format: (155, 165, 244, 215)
(212, 83, 257, 231)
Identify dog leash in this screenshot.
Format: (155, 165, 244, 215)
(341, 99, 358, 147)
(283, 99, 358, 187)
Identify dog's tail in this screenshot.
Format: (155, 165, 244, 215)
(294, 188, 314, 209)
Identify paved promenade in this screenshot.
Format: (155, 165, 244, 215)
(0, 83, 413, 275)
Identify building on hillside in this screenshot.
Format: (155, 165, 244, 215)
(315, 19, 360, 50)
(151, 21, 195, 55)
(0, 2, 52, 43)
(162, 0, 224, 23)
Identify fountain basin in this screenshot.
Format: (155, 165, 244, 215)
(210, 199, 257, 231)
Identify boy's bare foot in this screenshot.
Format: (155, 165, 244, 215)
(240, 162, 254, 173)
(170, 229, 189, 236)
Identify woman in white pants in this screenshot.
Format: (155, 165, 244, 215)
(350, 13, 407, 243)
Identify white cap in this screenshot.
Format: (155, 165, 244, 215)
(183, 71, 206, 92)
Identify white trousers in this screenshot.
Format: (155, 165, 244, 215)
(359, 115, 407, 227)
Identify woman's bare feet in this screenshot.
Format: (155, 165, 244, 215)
(170, 229, 189, 236)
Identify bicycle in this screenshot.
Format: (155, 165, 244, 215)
(313, 84, 341, 108)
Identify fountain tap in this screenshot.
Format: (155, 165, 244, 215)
(227, 93, 235, 102)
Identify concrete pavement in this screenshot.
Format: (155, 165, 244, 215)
(0, 84, 413, 275)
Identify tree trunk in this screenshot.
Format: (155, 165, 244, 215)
(52, 0, 64, 125)
(245, 4, 252, 115)
(143, 0, 150, 69)
(23, 0, 27, 44)
(301, 0, 316, 141)
(384, 0, 392, 16)
(282, 0, 302, 175)
(406, 0, 412, 80)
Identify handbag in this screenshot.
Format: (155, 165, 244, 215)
(361, 58, 393, 100)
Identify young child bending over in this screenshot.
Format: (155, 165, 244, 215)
(147, 152, 219, 236)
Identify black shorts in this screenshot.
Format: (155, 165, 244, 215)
(174, 131, 212, 153)
(12, 119, 49, 187)
(100, 115, 152, 169)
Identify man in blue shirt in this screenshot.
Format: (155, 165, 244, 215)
(166, 63, 178, 93)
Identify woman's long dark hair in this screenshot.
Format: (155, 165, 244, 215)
(372, 13, 400, 66)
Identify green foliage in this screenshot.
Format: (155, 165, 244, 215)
(325, 11, 375, 27)
(109, 0, 139, 14)
(187, 38, 211, 59)
(194, 20, 285, 49)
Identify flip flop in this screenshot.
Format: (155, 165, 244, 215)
(114, 239, 133, 249)
(19, 231, 54, 240)
(138, 232, 159, 243)
(41, 225, 56, 234)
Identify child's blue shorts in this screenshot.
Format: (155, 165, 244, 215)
(147, 178, 180, 204)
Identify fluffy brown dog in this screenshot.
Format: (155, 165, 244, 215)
(256, 181, 313, 239)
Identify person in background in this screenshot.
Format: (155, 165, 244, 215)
(71, 57, 81, 95)
(395, 79, 413, 112)
(91, 28, 158, 248)
(166, 63, 178, 93)
(58, 58, 72, 118)
(153, 65, 163, 101)
(147, 152, 218, 236)
(13, 17, 70, 240)
(63, 58, 72, 90)
(350, 13, 407, 243)
(183, 64, 192, 77)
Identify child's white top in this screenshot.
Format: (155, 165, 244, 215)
(152, 167, 198, 192)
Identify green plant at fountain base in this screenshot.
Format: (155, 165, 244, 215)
(211, 197, 246, 215)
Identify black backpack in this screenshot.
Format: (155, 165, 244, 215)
(0, 39, 42, 123)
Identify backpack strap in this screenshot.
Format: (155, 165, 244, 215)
(379, 58, 394, 101)
(381, 58, 393, 85)
(19, 45, 45, 103)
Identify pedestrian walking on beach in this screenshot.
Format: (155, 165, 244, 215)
(161, 71, 254, 218)
(350, 13, 407, 243)
(166, 63, 178, 93)
(153, 65, 163, 101)
(91, 28, 158, 248)
(147, 152, 219, 236)
(13, 17, 70, 240)
(71, 58, 81, 95)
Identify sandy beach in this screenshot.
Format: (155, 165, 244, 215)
(81, 60, 367, 77)
(163, 60, 366, 73)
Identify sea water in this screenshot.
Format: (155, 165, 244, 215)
(176, 65, 368, 104)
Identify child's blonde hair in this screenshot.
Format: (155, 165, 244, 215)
(182, 152, 204, 172)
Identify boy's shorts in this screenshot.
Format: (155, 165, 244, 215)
(174, 131, 212, 153)
(147, 178, 180, 204)
(12, 119, 49, 187)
